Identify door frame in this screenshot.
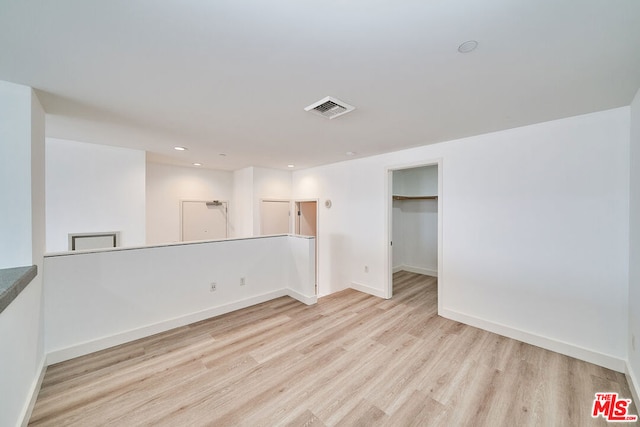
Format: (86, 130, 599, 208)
(385, 159, 443, 313)
(294, 199, 319, 295)
(180, 199, 229, 242)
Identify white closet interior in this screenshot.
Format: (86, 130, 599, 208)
(392, 165, 438, 277)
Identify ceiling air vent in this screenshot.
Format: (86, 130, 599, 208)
(304, 96, 355, 120)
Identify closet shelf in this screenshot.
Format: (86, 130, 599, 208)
(392, 195, 438, 201)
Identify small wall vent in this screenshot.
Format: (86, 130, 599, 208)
(304, 96, 355, 120)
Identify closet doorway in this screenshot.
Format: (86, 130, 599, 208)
(294, 200, 318, 295)
(387, 161, 442, 311)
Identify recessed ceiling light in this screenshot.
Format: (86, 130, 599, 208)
(174, 146, 187, 151)
(346, 151, 356, 156)
(287, 164, 295, 168)
(193, 163, 202, 166)
(458, 40, 478, 53)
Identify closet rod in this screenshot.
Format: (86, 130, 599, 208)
(392, 195, 438, 201)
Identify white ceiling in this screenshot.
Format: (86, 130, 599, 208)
(1, 1, 640, 171)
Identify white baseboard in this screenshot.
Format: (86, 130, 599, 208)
(47, 289, 289, 364)
(20, 356, 46, 427)
(440, 307, 626, 373)
(350, 282, 387, 299)
(287, 288, 317, 305)
(394, 264, 437, 277)
(626, 362, 640, 411)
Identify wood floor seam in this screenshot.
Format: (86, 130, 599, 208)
(29, 272, 638, 426)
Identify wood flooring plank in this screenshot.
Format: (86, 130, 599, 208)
(388, 389, 447, 426)
(334, 399, 388, 427)
(29, 272, 638, 427)
(284, 409, 326, 427)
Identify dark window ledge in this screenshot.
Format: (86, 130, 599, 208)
(0, 265, 38, 314)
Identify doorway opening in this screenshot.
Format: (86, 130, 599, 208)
(387, 160, 442, 313)
(295, 200, 318, 295)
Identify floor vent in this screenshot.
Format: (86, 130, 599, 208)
(304, 96, 355, 120)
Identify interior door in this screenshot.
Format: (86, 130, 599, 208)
(181, 200, 228, 241)
(260, 200, 290, 235)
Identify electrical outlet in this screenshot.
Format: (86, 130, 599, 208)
(210, 282, 216, 292)
(364, 265, 369, 273)
(240, 277, 246, 286)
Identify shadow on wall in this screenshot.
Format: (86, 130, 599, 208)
(327, 233, 347, 296)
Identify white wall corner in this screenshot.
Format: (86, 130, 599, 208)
(287, 288, 317, 305)
(350, 282, 387, 299)
(19, 356, 46, 427)
(396, 265, 438, 277)
(626, 362, 640, 415)
(440, 307, 626, 373)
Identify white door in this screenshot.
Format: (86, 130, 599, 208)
(181, 201, 228, 241)
(261, 200, 290, 235)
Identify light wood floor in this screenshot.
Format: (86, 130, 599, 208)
(30, 272, 637, 426)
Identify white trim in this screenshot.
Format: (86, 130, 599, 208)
(440, 307, 626, 372)
(46, 289, 288, 364)
(626, 362, 640, 412)
(351, 282, 387, 299)
(287, 288, 317, 305)
(68, 231, 120, 251)
(436, 162, 443, 314)
(386, 170, 394, 299)
(19, 356, 46, 427)
(45, 234, 292, 258)
(394, 265, 438, 277)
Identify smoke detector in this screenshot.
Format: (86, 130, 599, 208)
(304, 96, 355, 119)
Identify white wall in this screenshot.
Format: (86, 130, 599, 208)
(293, 107, 630, 370)
(392, 199, 438, 275)
(292, 162, 352, 296)
(233, 167, 254, 238)
(0, 81, 46, 427)
(44, 236, 316, 363)
(31, 92, 46, 271)
(288, 235, 316, 304)
(45, 138, 146, 252)
(146, 163, 234, 244)
(629, 87, 640, 400)
(392, 166, 438, 196)
(253, 167, 292, 235)
(231, 167, 292, 237)
(0, 81, 33, 267)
